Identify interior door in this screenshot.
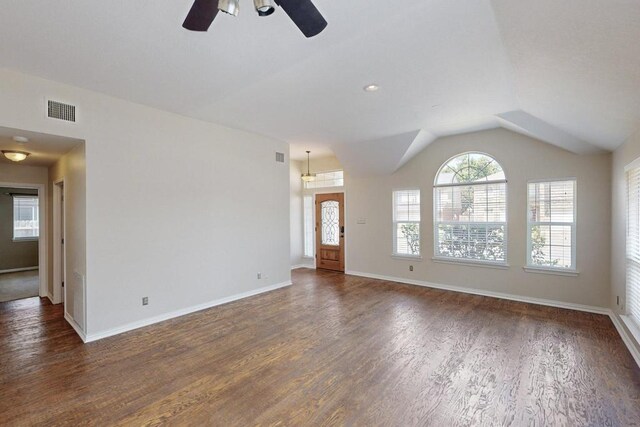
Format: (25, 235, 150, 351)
(315, 193, 345, 272)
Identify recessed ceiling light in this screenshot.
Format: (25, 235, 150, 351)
(363, 84, 379, 92)
(12, 136, 29, 143)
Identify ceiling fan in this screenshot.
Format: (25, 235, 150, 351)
(183, 0, 328, 38)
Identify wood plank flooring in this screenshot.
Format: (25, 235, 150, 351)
(1, 268, 639, 426)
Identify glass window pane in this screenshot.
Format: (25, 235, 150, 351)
(13, 196, 39, 239)
(321, 201, 339, 246)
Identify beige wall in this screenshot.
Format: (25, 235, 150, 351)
(0, 163, 48, 186)
(346, 128, 611, 308)
(611, 128, 640, 355)
(47, 143, 86, 328)
(0, 187, 39, 271)
(0, 68, 290, 339)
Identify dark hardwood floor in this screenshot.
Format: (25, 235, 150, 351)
(1, 269, 639, 426)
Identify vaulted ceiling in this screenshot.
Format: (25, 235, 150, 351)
(0, 0, 638, 175)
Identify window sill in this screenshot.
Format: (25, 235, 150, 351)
(302, 256, 314, 260)
(621, 315, 640, 347)
(432, 257, 509, 270)
(391, 254, 423, 261)
(523, 266, 578, 277)
(13, 238, 39, 242)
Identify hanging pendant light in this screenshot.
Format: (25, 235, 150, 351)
(301, 150, 316, 182)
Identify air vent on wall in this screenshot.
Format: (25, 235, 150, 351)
(47, 100, 76, 123)
(275, 152, 285, 163)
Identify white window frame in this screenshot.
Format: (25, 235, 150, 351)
(524, 178, 577, 275)
(392, 189, 421, 259)
(304, 170, 344, 190)
(432, 152, 508, 267)
(303, 195, 314, 259)
(12, 195, 40, 242)
(623, 159, 640, 344)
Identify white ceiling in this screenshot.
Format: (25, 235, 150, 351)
(0, 0, 638, 172)
(0, 127, 83, 167)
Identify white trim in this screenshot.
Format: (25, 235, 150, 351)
(46, 293, 54, 304)
(0, 182, 47, 300)
(12, 237, 39, 242)
(345, 270, 608, 314)
(291, 264, 314, 270)
(392, 254, 423, 261)
(64, 312, 87, 342)
(432, 257, 509, 270)
(52, 178, 65, 305)
(84, 280, 293, 343)
(0, 266, 38, 274)
(523, 266, 579, 277)
(611, 314, 640, 367)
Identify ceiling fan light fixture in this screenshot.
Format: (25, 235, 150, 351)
(2, 150, 30, 162)
(254, 0, 275, 16)
(218, 0, 240, 16)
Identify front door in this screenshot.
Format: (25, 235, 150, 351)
(315, 193, 345, 272)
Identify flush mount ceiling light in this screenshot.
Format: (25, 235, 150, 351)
(2, 150, 30, 162)
(301, 150, 316, 182)
(254, 0, 275, 16)
(363, 84, 380, 92)
(218, 0, 240, 16)
(12, 136, 29, 143)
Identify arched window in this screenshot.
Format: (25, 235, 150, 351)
(434, 152, 507, 264)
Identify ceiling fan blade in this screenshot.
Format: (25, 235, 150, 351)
(183, 0, 220, 32)
(275, 0, 328, 38)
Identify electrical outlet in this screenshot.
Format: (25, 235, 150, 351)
(142, 297, 149, 306)
(257, 272, 262, 279)
(409, 265, 414, 272)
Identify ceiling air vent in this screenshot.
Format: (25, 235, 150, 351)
(47, 100, 76, 123)
(275, 152, 285, 163)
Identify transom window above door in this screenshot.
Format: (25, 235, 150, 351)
(434, 152, 507, 265)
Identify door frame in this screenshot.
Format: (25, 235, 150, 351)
(0, 181, 48, 300)
(53, 178, 65, 305)
(314, 191, 347, 272)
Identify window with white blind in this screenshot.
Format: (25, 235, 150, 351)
(13, 195, 39, 241)
(527, 180, 576, 271)
(303, 196, 314, 258)
(393, 190, 421, 256)
(626, 165, 640, 332)
(304, 170, 344, 189)
(434, 153, 507, 264)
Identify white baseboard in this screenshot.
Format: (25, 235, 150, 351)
(609, 312, 640, 368)
(0, 266, 38, 274)
(46, 293, 54, 304)
(291, 264, 314, 270)
(84, 280, 293, 343)
(345, 270, 610, 315)
(64, 311, 87, 342)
